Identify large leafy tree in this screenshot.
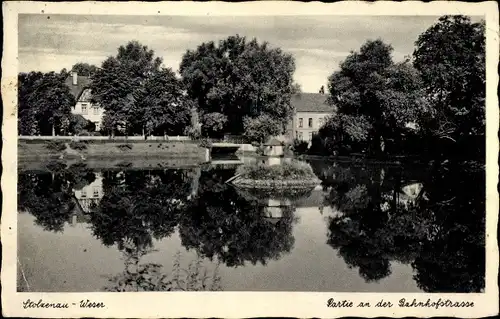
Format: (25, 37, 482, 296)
(180, 35, 296, 137)
(413, 15, 485, 158)
(18, 71, 75, 136)
(322, 40, 426, 156)
(71, 62, 99, 76)
(91, 41, 190, 136)
(137, 68, 192, 136)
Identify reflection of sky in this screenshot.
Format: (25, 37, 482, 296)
(18, 14, 463, 93)
(18, 204, 420, 292)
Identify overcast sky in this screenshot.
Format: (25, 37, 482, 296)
(19, 14, 460, 92)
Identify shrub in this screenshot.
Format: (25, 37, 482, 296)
(46, 141, 66, 152)
(69, 140, 88, 150)
(116, 144, 133, 151)
(198, 138, 212, 148)
(292, 139, 309, 155)
(236, 160, 317, 181)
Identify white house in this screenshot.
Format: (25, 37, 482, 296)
(73, 173, 103, 213)
(65, 72, 104, 131)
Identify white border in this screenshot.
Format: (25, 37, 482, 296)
(2, 1, 499, 318)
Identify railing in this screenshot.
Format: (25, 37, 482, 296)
(18, 135, 192, 141)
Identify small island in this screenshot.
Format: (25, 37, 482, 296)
(230, 139, 321, 188)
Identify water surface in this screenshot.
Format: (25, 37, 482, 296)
(17, 158, 485, 292)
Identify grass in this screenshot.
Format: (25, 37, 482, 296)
(45, 141, 66, 152)
(236, 160, 317, 181)
(69, 140, 88, 150)
(116, 144, 133, 151)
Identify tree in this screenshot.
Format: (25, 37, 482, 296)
(322, 39, 426, 156)
(137, 68, 192, 136)
(180, 35, 296, 137)
(243, 114, 283, 144)
(413, 15, 485, 158)
(18, 71, 75, 136)
(200, 112, 227, 138)
(71, 63, 98, 76)
(90, 41, 163, 136)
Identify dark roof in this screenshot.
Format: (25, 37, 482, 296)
(292, 93, 334, 113)
(64, 75, 91, 100)
(264, 138, 282, 146)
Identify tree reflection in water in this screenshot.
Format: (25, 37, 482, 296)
(310, 159, 485, 292)
(179, 168, 297, 267)
(18, 162, 96, 232)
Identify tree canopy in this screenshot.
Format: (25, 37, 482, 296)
(72, 62, 99, 76)
(180, 35, 296, 138)
(90, 41, 191, 136)
(18, 71, 75, 136)
(320, 39, 426, 156)
(413, 15, 485, 156)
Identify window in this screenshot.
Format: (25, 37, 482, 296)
(93, 106, 99, 115)
(81, 190, 87, 198)
(93, 187, 99, 198)
(81, 104, 88, 114)
(308, 118, 313, 128)
(308, 132, 313, 141)
(298, 118, 303, 128)
(298, 132, 303, 140)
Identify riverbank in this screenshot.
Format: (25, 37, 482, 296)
(18, 138, 209, 162)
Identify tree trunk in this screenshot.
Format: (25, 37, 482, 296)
(52, 124, 55, 137)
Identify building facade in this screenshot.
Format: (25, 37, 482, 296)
(65, 72, 104, 131)
(290, 93, 335, 142)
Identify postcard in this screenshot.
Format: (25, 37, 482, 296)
(2, 1, 499, 317)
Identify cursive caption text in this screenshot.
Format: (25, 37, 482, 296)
(327, 298, 474, 310)
(22, 299, 105, 309)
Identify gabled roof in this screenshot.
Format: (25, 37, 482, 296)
(264, 138, 282, 146)
(64, 75, 91, 101)
(292, 93, 334, 113)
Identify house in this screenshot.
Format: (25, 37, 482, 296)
(290, 93, 335, 142)
(73, 173, 103, 214)
(65, 72, 104, 131)
(263, 138, 284, 157)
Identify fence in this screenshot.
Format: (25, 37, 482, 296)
(19, 135, 192, 141)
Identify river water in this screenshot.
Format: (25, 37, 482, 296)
(17, 157, 485, 292)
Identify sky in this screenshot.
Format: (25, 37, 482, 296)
(19, 14, 457, 92)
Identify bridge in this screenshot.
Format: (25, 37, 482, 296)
(211, 142, 242, 155)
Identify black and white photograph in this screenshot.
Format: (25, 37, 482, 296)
(2, 1, 498, 318)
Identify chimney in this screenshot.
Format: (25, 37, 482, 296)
(72, 72, 78, 85)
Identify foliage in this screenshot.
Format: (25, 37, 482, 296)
(91, 169, 192, 249)
(90, 41, 192, 136)
(69, 140, 88, 151)
(292, 138, 309, 155)
(45, 141, 67, 152)
(18, 164, 96, 232)
(200, 112, 228, 138)
(236, 160, 316, 181)
(308, 158, 484, 291)
(413, 15, 485, 157)
(180, 35, 296, 137)
(68, 114, 96, 135)
(137, 68, 192, 136)
(243, 114, 282, 144)
(104, 248, 222, 292)
(179, 168, 296, 267)
(18, 71, 75, 136)
(321, 39, 426, 156)
(71, 62, 98, 76)
(198, 138, 212, 148)
(116, 144, 133, 151)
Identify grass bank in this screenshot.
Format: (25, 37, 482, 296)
(18, 139, 208, 161)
